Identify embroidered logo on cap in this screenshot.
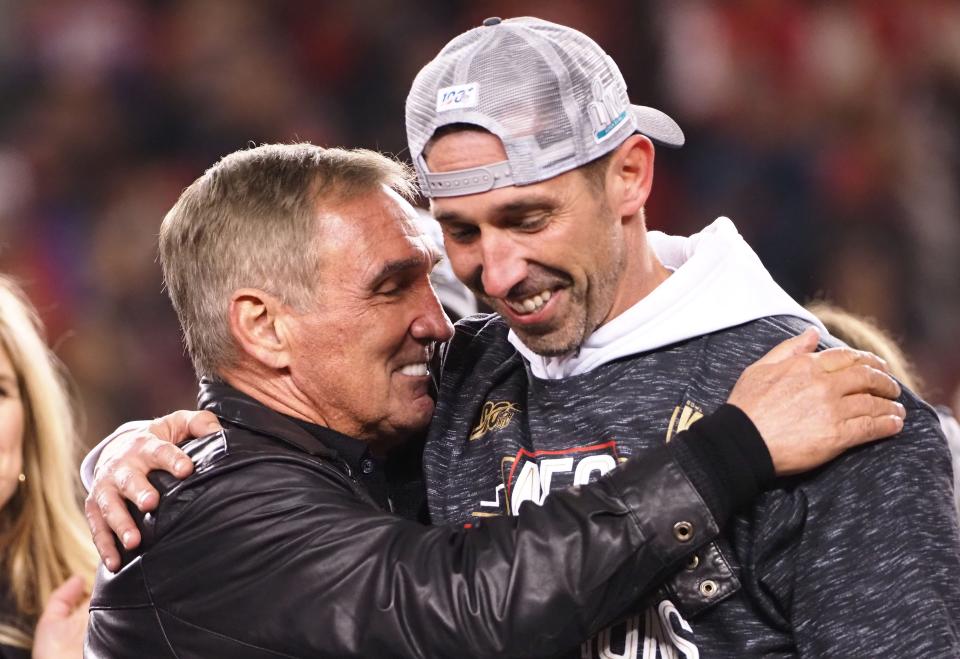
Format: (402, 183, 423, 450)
(436, 83, 480, 112)
(587, 78, 628, 143)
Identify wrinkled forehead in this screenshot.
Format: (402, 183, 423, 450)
(381, 186, 441, 254)
(319, 186, 441, 280)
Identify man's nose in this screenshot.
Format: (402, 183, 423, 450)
(411, 283, 455, 343)
(479, 232, 527, 299)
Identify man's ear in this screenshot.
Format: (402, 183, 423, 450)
(608, 134, 655, 220)
(228, 288, 292, 370)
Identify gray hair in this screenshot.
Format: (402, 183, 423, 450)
(159, 143, 415, 379)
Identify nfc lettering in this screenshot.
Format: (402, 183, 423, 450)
(510, 456, 616, 515)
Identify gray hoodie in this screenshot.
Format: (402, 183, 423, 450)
(426, 219, 960, 657)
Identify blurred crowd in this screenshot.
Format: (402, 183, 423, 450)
(0, 0, 957, 446)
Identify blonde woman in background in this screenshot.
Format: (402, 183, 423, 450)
(0, 277, 97, 658)
(809, 301, 960, 521)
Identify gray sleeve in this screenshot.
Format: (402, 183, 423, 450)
(788, 404, 960, 656)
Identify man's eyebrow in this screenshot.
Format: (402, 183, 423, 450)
(433, 209, 468, 225)
(433, 196, 557, 225)
(369, 252, 440, 288)
(493, 197, 557, 215)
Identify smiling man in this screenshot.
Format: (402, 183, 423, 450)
(87, 143, 729, 657)
(85, 143, 905, 658)
(85, 142, 909, 658)
(405, 17, 960, 657)
(84, 17, 958, 659)
(423, 125, 662, 358)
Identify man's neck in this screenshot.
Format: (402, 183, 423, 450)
(219, 367, 403, 457)
(222, 368, 333, 430)
(599, 238, 671, 329)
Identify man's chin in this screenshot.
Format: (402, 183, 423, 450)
(490, 296, 586, 357)
(397, 396, 436, 432)
(511, 327, 582, 357)
(375, 401, 434, 451)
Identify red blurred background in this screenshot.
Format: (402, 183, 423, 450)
(0, 0, 957, 446)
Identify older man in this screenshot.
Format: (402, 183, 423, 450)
(89, 16, 960, 658)
(85, 142, 905, 658)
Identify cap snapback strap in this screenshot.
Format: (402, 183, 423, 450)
(418, 156, 515, 198)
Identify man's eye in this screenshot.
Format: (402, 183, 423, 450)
(377, 274, 419, 298)
(378, 285, 403, 297)
(445, 225, 479, 243)
(517, 214, 549, 231)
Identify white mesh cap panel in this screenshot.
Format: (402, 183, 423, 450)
(405, 17, 683, 198)
(463, 28, 571, 182)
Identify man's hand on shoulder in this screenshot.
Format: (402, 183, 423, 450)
(85, 410, 222, 571)
(728, 327, 905, 476)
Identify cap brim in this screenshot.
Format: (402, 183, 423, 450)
(631, 105, 685, 148)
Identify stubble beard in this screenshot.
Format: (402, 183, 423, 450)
(511, 252, 624, 358)
(482, 201, 628, 358)
(510, 287, 589, 357)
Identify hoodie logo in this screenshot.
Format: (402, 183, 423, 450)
(472, 441, 626, 517)
(666, 402, 704, 443)
(469, 401, 520, 441)
(501, 442, 624, 516)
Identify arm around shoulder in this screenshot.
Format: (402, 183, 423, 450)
(94, 440, 724, 658)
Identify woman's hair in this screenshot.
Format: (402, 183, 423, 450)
(0, 277, 96, 648)
(807, 301, 922, 393)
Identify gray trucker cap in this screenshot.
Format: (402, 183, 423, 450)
(406, 16, 684, 199)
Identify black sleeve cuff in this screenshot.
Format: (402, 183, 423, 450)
(666, 404, 775, 524)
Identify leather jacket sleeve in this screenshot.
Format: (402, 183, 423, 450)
(88, 436, 718, 658)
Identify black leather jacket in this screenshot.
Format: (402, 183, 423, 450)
(85, 382, 723, 658)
